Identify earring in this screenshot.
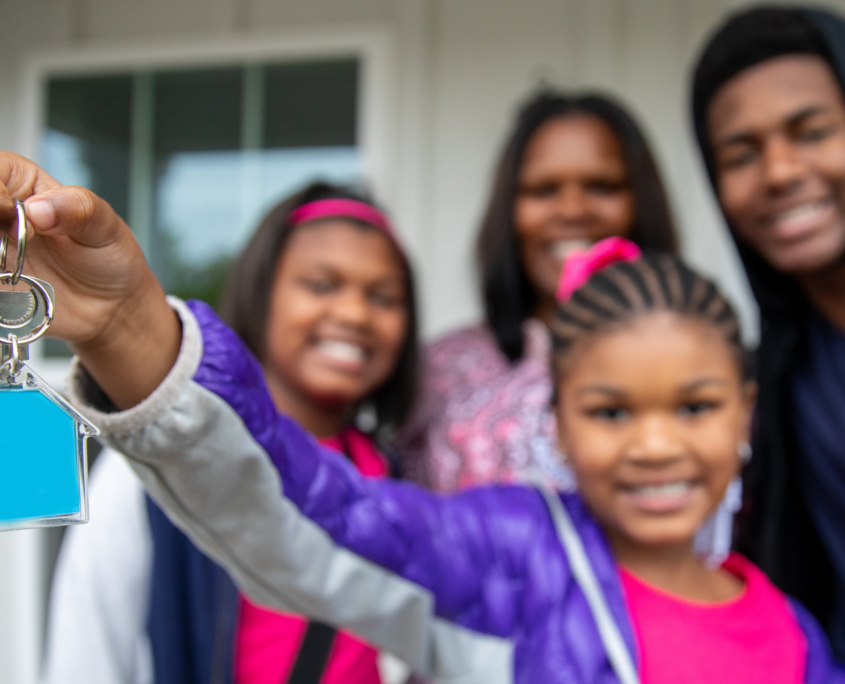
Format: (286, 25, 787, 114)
(738, 441, 752, 465)
(355, 402, 378, 433)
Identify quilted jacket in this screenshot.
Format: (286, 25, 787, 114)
(68, 299, 845, 684)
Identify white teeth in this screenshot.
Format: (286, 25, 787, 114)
(318, 340, 366, 364)
(771, 200, 829, 225)
(630, 482, 690, 498)
(551, 239, 592, 260)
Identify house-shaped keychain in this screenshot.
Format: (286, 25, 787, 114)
(0, 200, 99, 531)
(0, 363, 99, 531)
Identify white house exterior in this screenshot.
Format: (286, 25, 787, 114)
(1, 0, 843, 680)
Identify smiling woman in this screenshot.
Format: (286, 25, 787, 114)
(515, 114, 637, 322)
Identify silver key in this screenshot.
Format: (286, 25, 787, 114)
(0, 278, 55, 363)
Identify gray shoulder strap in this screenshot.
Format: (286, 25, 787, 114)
(537, 486, 640, 684)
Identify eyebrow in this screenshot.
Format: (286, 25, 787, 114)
(577, 385, 626, 398)
(576, 378, 729, 397)
(680, 378, 729, 392)
(715, 105, 831, 148)
(297, 261, 403, 280)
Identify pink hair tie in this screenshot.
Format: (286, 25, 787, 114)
(289, 198, 396, 238)
(556, 237, 642, 302)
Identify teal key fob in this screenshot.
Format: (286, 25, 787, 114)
(0, 199, 98, 530)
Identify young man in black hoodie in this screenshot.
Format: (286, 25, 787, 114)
(692, 6, 845, 661)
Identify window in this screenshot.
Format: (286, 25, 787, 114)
(41, 59, 362, 355)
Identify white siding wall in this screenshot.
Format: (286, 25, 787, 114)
(2, 0, 845, 680)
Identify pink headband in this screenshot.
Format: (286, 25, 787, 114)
(289, 198, 397, 239)
(556, 237, 642, 302)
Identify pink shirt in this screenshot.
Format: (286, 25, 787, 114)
(620, 553, 807, 684)
(396, 321, 574, 492)
(235, 428, 387, 684)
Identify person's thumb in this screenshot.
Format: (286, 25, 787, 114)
(24, 186, 122, 247)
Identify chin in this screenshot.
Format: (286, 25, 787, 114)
(766, 240, 845, 275)
(529, 266, 561, 303)
(632, 531, 695, 548)
(306, 382, 364, 407)
(623, 517, 702, 548)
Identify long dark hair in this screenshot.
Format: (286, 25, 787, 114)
(477, 91, 678, 362)
(219, 181, 419, 437)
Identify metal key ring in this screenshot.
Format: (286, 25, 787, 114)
(0, 334, 23, 381)
(0, 200, 28, 286)
(0, 273, 53, 346)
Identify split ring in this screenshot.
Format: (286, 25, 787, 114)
(0, 274, 54, 346)
(0, 200, 28, 286)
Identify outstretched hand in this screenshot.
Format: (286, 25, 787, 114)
(0, 152, 181, 408)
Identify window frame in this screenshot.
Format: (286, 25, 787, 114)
(18, 24, 397, 383)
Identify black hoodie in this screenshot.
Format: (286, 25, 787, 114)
(691, 5, 845, 651)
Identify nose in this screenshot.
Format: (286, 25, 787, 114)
(331, 286, 371, 328)
(553, 184, 590, 222)
(626, 414, 685, 466)
(762, 136, 806, 193)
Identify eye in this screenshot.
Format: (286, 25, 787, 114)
(586, 180, 627, 196)
(589, 406, 631, 422)
(520, 182, 558, 199)
(796, 124, 835, 143)
(721, 147, 758, 170)
(369, 289, 404, 309)
(677, 401, 716, 418)
(300, 277, 336, 295)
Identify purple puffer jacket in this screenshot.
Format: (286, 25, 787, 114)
(75, 300, 845, 684)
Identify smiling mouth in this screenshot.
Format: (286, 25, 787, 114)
(621, 480, 695, 513)
(549, 239, 593, 261)
(766, 199, 835, 240)
(316, 340, 368, 369)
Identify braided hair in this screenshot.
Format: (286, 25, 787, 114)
(549, 252, 745, 374)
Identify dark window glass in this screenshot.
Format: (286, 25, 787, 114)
(152, 68, 243, 299)
(154, 68, 242, 154)
(264, 60, 358, 148)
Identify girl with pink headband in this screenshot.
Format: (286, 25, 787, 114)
(43, 182, 419, 684)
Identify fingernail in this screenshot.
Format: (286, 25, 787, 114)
(27, 199, 57, 230)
